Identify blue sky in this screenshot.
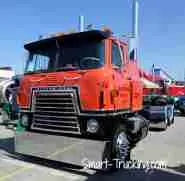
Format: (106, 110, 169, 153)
(0, 0, 185, 80)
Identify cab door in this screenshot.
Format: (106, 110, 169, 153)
(111, 41, 131, 110)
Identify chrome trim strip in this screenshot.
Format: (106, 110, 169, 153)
(79, 109, 131, 117)
(64, 76, 81, 80)
(30, 125, 81, 134)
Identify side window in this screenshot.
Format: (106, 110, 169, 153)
(112, 43, 123, 68)
(26, 54, 49, 72)
(34, 55, 49, 71)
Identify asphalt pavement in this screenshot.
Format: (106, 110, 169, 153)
(0, 115, 185, 181)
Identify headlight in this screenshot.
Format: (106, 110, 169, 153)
(21, 114, 29, 127)
(87, 119, 99, 133)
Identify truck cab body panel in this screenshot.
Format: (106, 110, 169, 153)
(18, 35, 143, 113)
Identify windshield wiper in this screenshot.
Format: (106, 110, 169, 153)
(24, 69, 48, 74)
(56, 66, 79, 71)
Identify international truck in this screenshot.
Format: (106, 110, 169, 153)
(15, 29, 149, 170)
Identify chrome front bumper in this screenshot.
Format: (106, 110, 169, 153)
(15, 130, 110, 167)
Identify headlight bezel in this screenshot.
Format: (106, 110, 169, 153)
(86, 118, 99, 134)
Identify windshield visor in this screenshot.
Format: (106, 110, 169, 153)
(24, 32, 106, 73)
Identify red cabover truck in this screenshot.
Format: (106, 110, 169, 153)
(15, 29, 149, 170)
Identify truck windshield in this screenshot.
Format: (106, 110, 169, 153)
(24, 39, 105, 73)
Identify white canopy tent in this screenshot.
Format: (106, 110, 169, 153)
(141, 78, 160, 89)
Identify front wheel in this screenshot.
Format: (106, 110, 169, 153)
(102, 124, 130, 172)
(111, 125, 130, 171)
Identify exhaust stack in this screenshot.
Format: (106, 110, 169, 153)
(133, 0, 139, 38)
(79, 15, 85, 32)
(129, 0, 139, 61)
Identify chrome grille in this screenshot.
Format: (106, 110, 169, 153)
(31, 87, 80, 134)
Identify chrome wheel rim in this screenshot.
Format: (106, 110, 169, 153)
(115, 132, 129, 160)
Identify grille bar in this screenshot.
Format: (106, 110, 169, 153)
(36, 106, 74, 109)
(36, 102, 73, 106)
(34, 110, 76, 115)
(30, 126, 80, 134)
(34, 118, 78, 125)
(35, 98, 73, 101)
(33, 123, 79, 129)
(34, 114, 77, 120)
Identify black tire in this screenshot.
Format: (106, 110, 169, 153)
(170, 106, 175, 124)
(167, 106, 172, 126)
(162, 107, 168, 130)
(162, 120, 168, 130)
(102, 124, 130, 173)
(110, 124, 131, 172)
(171, 116, 174, 124)
(112, 125, 130, 161)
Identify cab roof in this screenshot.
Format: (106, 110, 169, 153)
(24, 30, 111, 51)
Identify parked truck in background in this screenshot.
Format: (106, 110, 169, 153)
(1, 74, 22, 125)
(0, 67, 15, 106)
(140, 72, 176, 130)
(141, 93, 175, 130)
